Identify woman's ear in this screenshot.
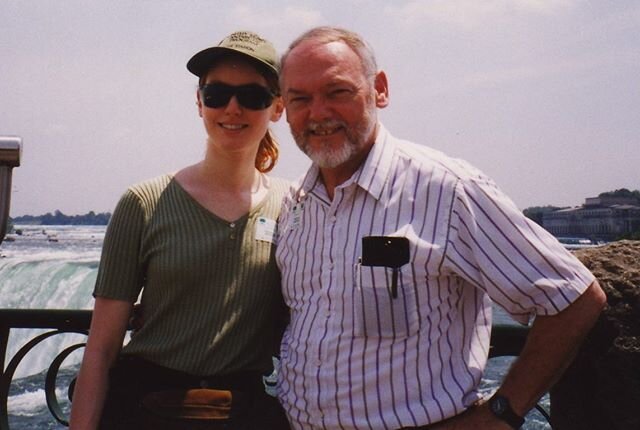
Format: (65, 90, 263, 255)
(270, 96, 284, 122)
(196, 89, 204, 118)
(374, 71, 389, 108)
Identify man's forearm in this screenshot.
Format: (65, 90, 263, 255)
(496, 280, 606, 416)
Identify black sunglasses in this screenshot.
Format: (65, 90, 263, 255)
(199, 83, 275, 110)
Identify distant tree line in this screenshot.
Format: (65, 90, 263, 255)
(598, 188, 640, 199)
(11, 210, 111, 225)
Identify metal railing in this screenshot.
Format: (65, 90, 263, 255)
(0, 309, 91, 428)
(0, 310, 540, 429)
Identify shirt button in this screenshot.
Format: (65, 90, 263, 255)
(229, 223, 236, 228)
(229, 234, 236, 240)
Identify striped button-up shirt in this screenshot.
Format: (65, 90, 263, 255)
(276, 125, 594, 429)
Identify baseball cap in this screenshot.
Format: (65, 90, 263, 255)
(187, 31, 279, 79)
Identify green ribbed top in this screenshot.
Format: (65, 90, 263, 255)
(94, 174, 289, 376)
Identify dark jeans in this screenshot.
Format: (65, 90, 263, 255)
(99, 355, 290, 430)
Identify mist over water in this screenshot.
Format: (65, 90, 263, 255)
(0, 225, 549, 429)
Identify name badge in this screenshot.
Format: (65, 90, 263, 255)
(255, 217, 277, 244)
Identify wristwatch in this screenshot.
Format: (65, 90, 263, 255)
(488, 394, 525, 429)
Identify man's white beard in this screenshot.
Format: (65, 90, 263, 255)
(292, 109, 376, 169)
(301, 136, 357, 169)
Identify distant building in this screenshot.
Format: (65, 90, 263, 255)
(542, 195, 640, 241)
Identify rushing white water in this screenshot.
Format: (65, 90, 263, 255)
(1, 225, 103, 380)
(0, 226, 105, 429)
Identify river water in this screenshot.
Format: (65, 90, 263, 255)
(0, 225, 550, 429)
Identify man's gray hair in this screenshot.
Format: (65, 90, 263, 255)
(281, 26, 378, 80)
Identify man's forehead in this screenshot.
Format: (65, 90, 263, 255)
(288, 39, 356, 65)
(283, 40, 364, 87)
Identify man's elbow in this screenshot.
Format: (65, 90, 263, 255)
(576, 280, 607, 322)
(588, 279, 607, 309)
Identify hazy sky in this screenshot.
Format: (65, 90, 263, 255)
(1, 0, 638, 216)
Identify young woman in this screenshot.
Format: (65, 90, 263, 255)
(70, 31, 290, 430)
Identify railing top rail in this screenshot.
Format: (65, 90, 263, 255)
(0, 309, 92, 330)
(489, 323, 529, 358)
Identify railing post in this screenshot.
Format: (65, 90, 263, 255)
(0, 136, 21, 245)
(0, 322, 10, 430)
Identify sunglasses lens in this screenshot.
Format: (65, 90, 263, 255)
(236, 85, 274, 110)
(201, 84, 234, 108)
(200, 84, 274, 110)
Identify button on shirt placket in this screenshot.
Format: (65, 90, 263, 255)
(228, 222, 237, 247)
(314, 195, 335, 369)
(317, 184, 353, 426)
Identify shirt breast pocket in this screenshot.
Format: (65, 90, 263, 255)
(354, 264, 420, 338)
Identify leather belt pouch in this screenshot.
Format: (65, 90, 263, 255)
(141, 388, 233, 420)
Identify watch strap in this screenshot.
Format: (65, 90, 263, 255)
(488, 394, 525, 429)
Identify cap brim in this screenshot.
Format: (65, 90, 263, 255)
(186, 46, 278, 79)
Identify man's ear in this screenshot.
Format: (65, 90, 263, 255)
(374, 71, 389, 108)
(271, 96, 284, 122)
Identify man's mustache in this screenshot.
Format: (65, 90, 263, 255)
(303, 119, 347, 136)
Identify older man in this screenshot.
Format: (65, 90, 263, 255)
(275, 26, 605, 430)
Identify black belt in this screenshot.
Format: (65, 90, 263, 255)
(111, 354, 265, 393)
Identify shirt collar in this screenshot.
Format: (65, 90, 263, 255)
(354, 124, 393, 201)
(298, 162, 321, 196)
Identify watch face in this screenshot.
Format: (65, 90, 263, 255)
(491, 396, 508, 415)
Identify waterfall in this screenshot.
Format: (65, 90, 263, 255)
(0, 225, 103, 378)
